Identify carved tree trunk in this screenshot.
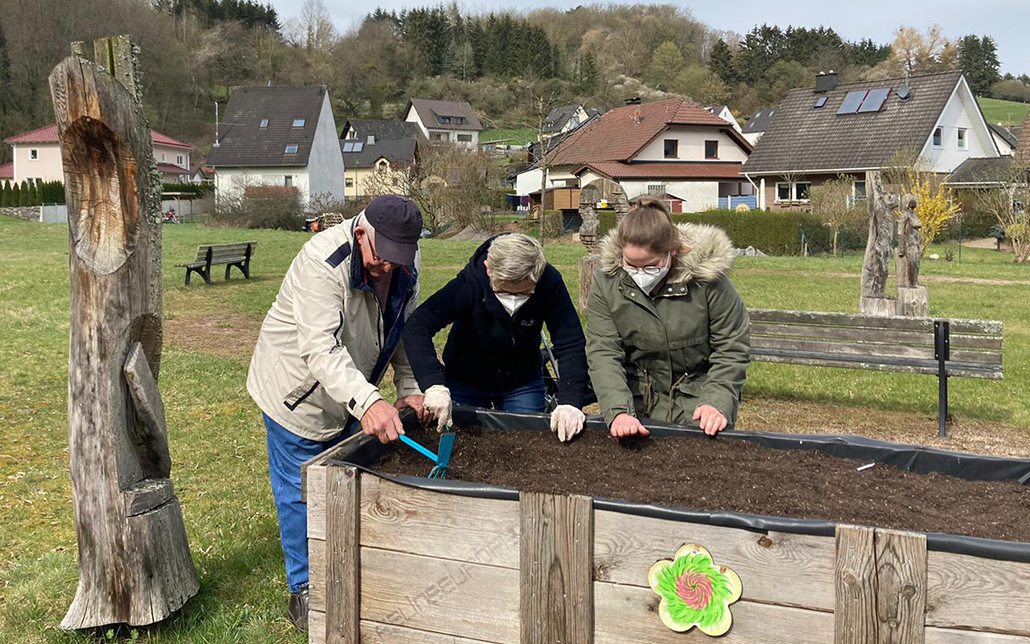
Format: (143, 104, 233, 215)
(52, 36, 198, 630)
(860, 172, 896, 316)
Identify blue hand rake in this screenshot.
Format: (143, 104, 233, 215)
(397, 430, 456, 479)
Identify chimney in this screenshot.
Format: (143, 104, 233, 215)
(632, 106, 641, 124)
(815, 71, 839, 93)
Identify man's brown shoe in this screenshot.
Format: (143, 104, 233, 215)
(288, 586, 309, 632)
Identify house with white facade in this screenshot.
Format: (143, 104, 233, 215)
(208, 86, 344, 206)
(540, 104, 600, 142)
(3, 124, 193, 185)
(742, 71, 1000, 210)
(515, 97, 753, 213)
(404, 99, 483, 148)
(705, 105, 742, 133)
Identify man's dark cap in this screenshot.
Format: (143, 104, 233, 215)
(363, 195, 423, 265)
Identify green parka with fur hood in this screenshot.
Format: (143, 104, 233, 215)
(586, 222, 751, 427)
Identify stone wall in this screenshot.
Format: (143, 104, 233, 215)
(0, 206, 40, 221)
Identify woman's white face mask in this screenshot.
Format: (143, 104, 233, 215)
(495, 292, 531, 316)
(623, 253, 670, 293)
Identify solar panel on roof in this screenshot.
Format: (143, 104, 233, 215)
(814, 96, 828, 108)
(837, 90, 867, 115)
(353, 142, 363, 152)
(342, 142, 353, 152)
(858, 88, 890, 113)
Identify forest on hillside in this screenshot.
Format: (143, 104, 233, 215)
(0, 0, 1027, 165)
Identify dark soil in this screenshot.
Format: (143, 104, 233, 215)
(373, 427, 1030, 543)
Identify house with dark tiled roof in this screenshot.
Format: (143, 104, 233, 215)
(404, 99, 483, 148)
(3, 124, 193, 185)
(742, 71, 1000, 211)
(339, 119, 425, 199)
(947, 112, 1030, 188)
(207, 86, 344, 205)
(541, 105, 597, 142)
(987, 122, 1018, 156)
(515, 97, 754, 213)
(742, 108, 776, 145)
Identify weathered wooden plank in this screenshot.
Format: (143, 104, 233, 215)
(325, 466, 359, 644)
(123, 342, 172, 478)
(301, 432, 363, 504)
(593, 510, 836, 611)
(750, 352, 1004, 380)
(307, 465, 327, 541)
(361, 476, 519, 569)
(874, 529, 927, 644)
(750, 323, 1003, 351)
(520, 492, 593, 644)
(748, 309, 1004, 335)
(360, 547, 520, 644)
(926, 551, 1030, 636)
(309, 537, 326, 614)
(751, 336, 1000, 366)
(594, 582, 833, 644)
(123, 478, 174, 517)
(309, 609, 326, 644)
(926, 628, 1030, 644)
(836, 525, 878, 644)
(361, 620, 508, 643)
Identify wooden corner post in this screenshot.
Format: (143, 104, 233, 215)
(51, 36, 199, 629)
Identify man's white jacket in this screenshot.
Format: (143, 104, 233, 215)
(247, 216, 421, 442)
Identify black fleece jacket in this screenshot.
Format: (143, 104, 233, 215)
(402, 236, 587, 406)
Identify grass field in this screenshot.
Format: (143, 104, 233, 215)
(1, 215, 1029, 642)
(977, 96, 1030, 126)
(479, 127, 538, 146)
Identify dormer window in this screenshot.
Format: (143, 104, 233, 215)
(285, 144, 299, 154)
(260, 119, 269, 128)
(293, 119, 306, 128)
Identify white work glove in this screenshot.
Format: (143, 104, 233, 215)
(424, 385, 452, 432)
(550, 405, 586, 442)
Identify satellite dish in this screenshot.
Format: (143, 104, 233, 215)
(897, 83, 911, 101)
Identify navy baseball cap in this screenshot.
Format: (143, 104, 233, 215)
(363, 195, 423, 266)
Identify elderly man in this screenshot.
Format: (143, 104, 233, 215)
(247, 195, 428, 631)
(403, 233, 589, 441)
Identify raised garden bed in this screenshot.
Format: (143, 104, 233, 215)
(303, 407, 1030, 644)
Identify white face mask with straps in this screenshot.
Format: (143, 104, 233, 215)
(624, 253, 671, 293)
(495, 292, 531, 316)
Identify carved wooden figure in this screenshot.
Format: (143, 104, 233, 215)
(860, 172, 897, 316)
(51, 36, 198, 629)
(897, 194, 922, 288)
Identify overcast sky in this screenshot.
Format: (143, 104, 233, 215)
(267, 0, 1028, 75)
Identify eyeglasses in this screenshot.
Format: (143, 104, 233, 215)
(364, 229, 390, 265)
(623, 253, 669, 276)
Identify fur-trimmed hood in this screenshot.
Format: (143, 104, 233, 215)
(598, 222, 736, 284)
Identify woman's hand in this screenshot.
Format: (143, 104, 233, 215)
(610, 413, 649, 438)
(394, 394, 429, 426)
(693, 404, 728, 436)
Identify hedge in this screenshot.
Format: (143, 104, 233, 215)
(0, 180, 65, 207)
(596, 209, 867, 256)
(162, 182, 208, 197)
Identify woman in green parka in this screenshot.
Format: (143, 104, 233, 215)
(586, 199, 750, 438)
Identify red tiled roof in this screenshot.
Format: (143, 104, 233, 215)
(0, 162, 13, 179)
(573, 161, 745, 181)
(4, 124, 192, 149)
(547, 97, 733, 166)
(157, 162, 190, 175)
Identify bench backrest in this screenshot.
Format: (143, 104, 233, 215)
(748, 309, 1003, 380)
(191, 242, 257, 264)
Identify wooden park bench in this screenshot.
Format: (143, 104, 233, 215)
(177, 241, 257, 286)
(748, 309, 1004, 437)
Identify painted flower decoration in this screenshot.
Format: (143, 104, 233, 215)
(648, 543, 742, 636)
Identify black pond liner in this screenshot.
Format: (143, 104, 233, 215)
(330, 405, 1030, 564)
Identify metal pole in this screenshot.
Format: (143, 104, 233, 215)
(934, 320, 950, 438)
(958, 216, 963, 262)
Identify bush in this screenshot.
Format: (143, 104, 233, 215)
(162, 182, 207, 198)
(597, 209, 867, 256)
(211, 186, 304, 231)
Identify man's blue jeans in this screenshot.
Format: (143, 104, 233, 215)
(264, 413, 350, 593)
(448, 376, 546, 413)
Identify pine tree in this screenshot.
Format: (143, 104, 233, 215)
(33, 181, 43, 206)
(709, 39, 736, 86)
(0, 15, 11, 117)
(0, 181, 9, 207)
(13, 181, 23, 207)
(575, 52, 599, 95)
(959, 34, 1001, 95)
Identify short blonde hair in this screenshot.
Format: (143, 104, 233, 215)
(486, 233, 546, 288)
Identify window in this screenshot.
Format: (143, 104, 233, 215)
(345, 178, 354, 188)
(176, 155, 184, 166)
(161, 152, 166, 161)
(430, 132, 447, 142)
(795, 182, 811, 201)
(853, 180, 867, 201)
(663, 139, 678, 159)
(352, 142, 363, 152)
(29, 148, 39, 161)
(647, 183, 666, 196)
(377, 159, 389, 172)
(776, 183, 791, 202)
(457, 133, 473, 142)
(438, 116, 450, 124)
(705, 140, 719, 159)
(285, 144, 299, 154)
(342, 142, 354, 152)
(933, 127, 943, 147)
(293, 119, 306, 128)
(284, 176, 293, 187)
(957, 128, 967, 150)
(260, 118, 269, 128)
(813, 96, 827, 109)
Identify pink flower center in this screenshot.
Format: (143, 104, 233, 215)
(675, 571, 713, 610)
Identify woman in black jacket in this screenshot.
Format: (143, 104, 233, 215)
(403, 233, 589, 441)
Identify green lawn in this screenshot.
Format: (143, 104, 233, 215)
(977, 96, 1030, 126)
(1, 216, 1029, 642)
(480, 127, 538, 146)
